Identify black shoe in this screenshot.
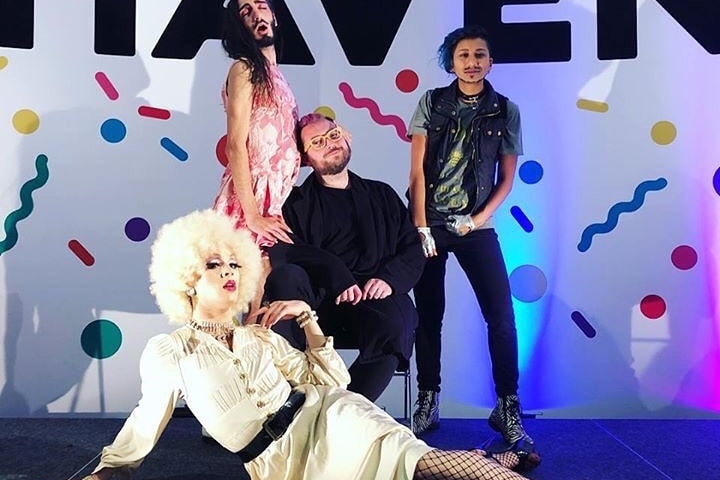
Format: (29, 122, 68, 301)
(479, 434, 540, 472)
(412, 390, 440, 435)
(488, 394, 531, 444)
(512, 436, 541, 471)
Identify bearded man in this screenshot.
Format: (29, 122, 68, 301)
(265, 113, 425, 403)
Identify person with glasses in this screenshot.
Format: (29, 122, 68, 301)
(263, 112, 426, 403)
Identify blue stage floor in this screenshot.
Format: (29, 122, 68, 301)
(1, 417, 718, 479)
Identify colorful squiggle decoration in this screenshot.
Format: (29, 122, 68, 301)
(338, 82, 410, 142)
(571, 311, 596, 338)
(0, 154, 50, 256)
(577, 177, 668, 252)
(510, 205, 533, 232)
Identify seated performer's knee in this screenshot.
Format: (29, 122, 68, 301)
(264, 263, 311, 300)
(366, 307, 407, 339)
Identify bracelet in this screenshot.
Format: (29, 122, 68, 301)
(296, 310, 318, 329)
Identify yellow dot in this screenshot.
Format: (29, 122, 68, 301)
(651, 121, 676, 145)
(0, 56, 8, 70)
(314, 106, 336, 120)
(12, 109, 40, 134)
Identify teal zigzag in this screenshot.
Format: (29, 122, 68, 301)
(0, 154, 50, 255)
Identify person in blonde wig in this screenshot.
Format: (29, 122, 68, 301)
(148, 208, 263, 325)
(83, 209, 534, 480)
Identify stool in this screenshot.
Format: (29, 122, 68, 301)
(394, 363, 412, 427)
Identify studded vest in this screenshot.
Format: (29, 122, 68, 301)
(424, 79, 508, 215)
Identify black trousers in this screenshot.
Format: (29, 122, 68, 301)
(265, 264, 417, 402)
(413, 227, 519, 396)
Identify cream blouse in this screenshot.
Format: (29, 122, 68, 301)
(94, 324, 350, 472)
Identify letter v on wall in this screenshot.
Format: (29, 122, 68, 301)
(655, 0, 720, 54)
(150, 0, 314, 63)
(320, 0, 412, 66)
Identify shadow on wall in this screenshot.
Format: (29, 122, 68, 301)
(524, 293, 648, 417)
(0, 47, 224, 416)
(640, 187, 720, 417)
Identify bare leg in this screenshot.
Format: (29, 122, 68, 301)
(414, 449, 528, 480)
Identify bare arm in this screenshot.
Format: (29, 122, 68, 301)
(408, 134, 428, 228)
(225, 61, 292, 243)
(225, 61, 260, 225)
(471, 153, 518, 227)
(409, 133, 437, 257)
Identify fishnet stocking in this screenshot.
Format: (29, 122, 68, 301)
(413, 449, 528, 480)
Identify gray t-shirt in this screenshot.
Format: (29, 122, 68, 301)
(408, 89, 523, 228)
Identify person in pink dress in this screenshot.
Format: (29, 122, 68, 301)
(214, 0, 300, 250)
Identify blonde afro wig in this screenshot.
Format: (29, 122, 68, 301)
(148, 209, 262, 325)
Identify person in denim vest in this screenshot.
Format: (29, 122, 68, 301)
(407, 25, 537, 464)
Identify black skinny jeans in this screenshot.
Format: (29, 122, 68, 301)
(413, 227, 519, 397)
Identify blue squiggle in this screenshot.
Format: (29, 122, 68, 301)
(578, 177, 667, 252)
(0, 154, 50, 255)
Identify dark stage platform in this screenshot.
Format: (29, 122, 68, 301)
(1, 417, 718, 480)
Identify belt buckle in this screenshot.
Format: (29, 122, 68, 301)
(262, 413, 284, 441)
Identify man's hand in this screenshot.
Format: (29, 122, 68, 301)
(335, 284, 362, 305)
(417, 227, 437, 257)
(246, 214, 294, 244)
(362, 278, 392, 300)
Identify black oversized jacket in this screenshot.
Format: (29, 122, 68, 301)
(269, 171, 425, 298)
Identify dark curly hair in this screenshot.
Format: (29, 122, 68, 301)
(221, 0, 282, 99)
(437, 25, 491, 73)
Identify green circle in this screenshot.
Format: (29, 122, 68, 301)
(81, 319, 122, 359)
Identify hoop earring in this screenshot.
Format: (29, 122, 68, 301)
(186, 287, 196, 297)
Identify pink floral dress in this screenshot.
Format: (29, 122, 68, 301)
(213, 62, 301, 248)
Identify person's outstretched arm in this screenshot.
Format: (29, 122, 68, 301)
(82, 335, 181, 479)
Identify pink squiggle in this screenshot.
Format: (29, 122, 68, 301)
(338, 82, 410, 143)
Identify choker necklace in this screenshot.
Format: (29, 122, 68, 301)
(187, 320, 235, 344)
(459, 91, 483, 109)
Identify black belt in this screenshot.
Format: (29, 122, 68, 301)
(236, 390, 306, 463)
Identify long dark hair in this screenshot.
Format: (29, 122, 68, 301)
(437, 25, 491, 73)
(221, 0, 283, 99)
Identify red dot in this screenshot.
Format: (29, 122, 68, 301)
(395, 69, 419, 93)
(216, 135, 228, 167)
(640, 294, 666, 319)
(671, 245, 697, 270)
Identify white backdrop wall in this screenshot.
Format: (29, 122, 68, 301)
(1, 0, 719, 419)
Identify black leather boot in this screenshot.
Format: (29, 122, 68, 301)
(488, 394, 531, 444)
